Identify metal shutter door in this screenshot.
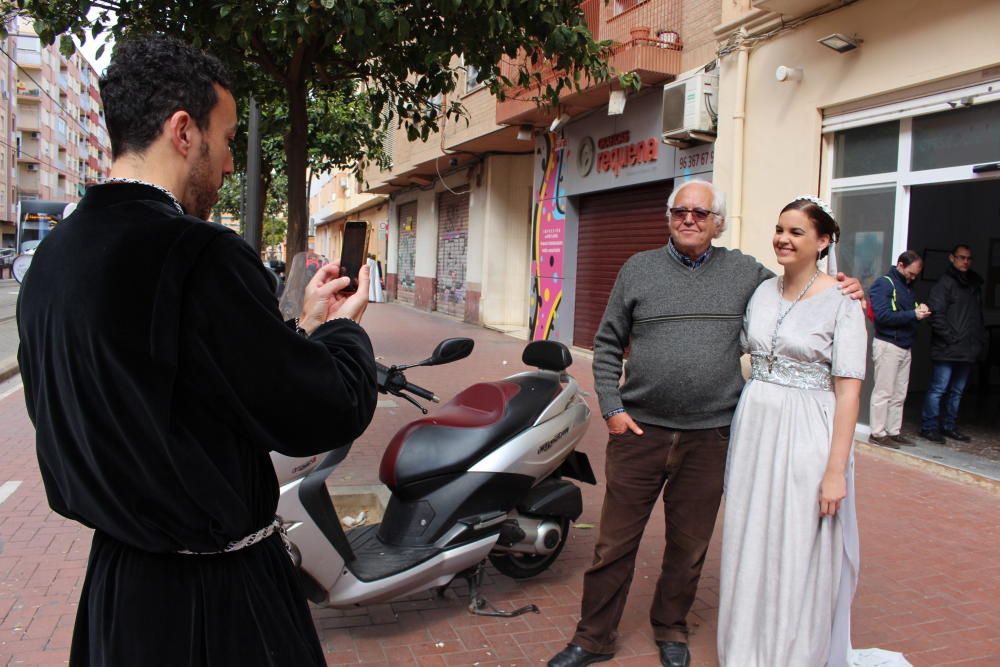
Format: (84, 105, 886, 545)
(435, 191, 469, 318)
(573, 182, 671, 349)
(396, 202, 417, 305)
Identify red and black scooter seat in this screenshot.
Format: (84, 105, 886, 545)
(379, 375, 562, 492)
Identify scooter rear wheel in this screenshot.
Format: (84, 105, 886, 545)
(488, 517, 570, 579)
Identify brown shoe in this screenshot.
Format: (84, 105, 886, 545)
(889, 434, 914, 446)
(869, 434, 899, 449)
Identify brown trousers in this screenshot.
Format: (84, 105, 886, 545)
(572, 424, 729, 653)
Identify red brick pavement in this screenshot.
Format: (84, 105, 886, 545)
(0, 302, 996, 666)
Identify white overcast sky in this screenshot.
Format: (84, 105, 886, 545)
(75, 8, 115, 75)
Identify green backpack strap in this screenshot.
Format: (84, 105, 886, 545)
(883, 275, 897, 312)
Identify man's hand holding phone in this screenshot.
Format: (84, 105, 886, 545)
(298, 261, 370, 334)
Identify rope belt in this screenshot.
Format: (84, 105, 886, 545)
(177, 517, 293, 558)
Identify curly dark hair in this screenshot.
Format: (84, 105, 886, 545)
(781, 199, 840, 259)
(99, 34, 232, 159)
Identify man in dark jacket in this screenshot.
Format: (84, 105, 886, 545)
(868, 251, 930, 448)
(17, 35, 377, 665)
(919, 245, 986, 443)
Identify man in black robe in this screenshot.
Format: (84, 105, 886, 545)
(16, 35, 378, 665)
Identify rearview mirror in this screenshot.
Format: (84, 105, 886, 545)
(425, 338, 474, 366)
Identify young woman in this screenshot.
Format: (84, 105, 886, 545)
(717, 197, 867, 666)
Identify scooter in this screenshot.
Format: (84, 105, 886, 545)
(270, 336, 595, 616)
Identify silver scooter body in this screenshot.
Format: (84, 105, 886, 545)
(271, 341, 592, 611)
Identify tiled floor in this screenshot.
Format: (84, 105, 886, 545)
(0, 303, 996, 666)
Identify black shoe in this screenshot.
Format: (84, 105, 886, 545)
(869, 434, 899, 449)
(942, 429, 972, 442)
(657, 641, 691, 667)
(547, 644, 613, 667)
(919, 429, 945, 444)
(889, 434, 915, 446)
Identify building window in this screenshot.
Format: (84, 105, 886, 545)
(833, 121, 899, 179)
(826, 88, 1000, 289)
(465, 63, 482, 93)
(911, 100, 1000, 171)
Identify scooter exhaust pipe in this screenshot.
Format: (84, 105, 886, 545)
(496, 517, 563, 555)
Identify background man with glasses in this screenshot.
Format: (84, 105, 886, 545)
(919, 244, 986, 444)
(548, 180, 861, 667)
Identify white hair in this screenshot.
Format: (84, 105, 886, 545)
(666, 179, 727, 237)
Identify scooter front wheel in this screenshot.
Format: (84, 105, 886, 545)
(488, 517, 570, 579)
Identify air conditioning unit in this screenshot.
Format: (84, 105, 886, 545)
(26, 163, 39, 171)
(662, 72, 719, 147)
(29, 131, 40, 139)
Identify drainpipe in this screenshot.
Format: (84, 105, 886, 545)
(729, 30, 749, 250)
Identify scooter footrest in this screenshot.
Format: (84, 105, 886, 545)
(345, 525, 443, 582)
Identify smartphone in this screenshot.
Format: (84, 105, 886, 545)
(340, 220, 371, 293)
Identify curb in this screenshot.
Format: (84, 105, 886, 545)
(857, 441, 999, 495)
(0, 356, 17, 384)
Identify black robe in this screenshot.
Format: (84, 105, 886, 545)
(17, 183, 378, 666)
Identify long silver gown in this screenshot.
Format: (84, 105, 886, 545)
(718, 278, 867, 667)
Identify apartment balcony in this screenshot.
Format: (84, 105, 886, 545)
(17, 137, 40, 163)
(18, 169, 40, 193)
(496, 0, 682, 127)
(15, 82, 41, 102)
(16, 50, 41, 68)
(365, 85, 535, 194)
(79, 94, 91, 112)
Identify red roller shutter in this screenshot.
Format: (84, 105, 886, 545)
(573, 181, 672, 349)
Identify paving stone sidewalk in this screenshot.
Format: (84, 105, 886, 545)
(0, 302, 996, 666)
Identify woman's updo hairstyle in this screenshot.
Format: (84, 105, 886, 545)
(781, 196, 840, 259)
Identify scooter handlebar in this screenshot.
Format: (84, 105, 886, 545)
(375, 362, 439, 403)
(404, 382, 438, 403)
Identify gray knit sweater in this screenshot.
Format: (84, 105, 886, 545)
(593, 245, 773, 430)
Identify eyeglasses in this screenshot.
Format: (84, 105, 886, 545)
(954, 254, 972, 261)
(669, 207, 716, 222)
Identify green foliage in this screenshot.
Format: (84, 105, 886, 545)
(7, 0, 618, 256)
(213, 174, 243, 218)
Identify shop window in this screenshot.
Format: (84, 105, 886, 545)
(911, 100, 1000, 171)
(831, 186, 896, 289)
(833, 120, 898, 178)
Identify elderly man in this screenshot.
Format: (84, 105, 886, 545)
(547, 180, 861, 667)
(17, 36, 377, 665)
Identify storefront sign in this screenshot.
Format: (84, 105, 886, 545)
(675, 145, 714, 175)
(554, 89, 691, 197)
(593, 130, 659, 177)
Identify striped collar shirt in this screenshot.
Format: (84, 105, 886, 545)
(667, 238, 714, 270)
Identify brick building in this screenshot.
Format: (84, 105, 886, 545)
(0, 24, 18, 247)
(309, 170, 388, 267)
(10, 17, 111, 246)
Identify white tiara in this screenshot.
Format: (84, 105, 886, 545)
(793, 194, 834, 218)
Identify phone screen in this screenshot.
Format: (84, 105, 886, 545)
(340, 221, 370, 292)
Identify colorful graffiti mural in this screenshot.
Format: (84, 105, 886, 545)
(529, 133, 567, 341)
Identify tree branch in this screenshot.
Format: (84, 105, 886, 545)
(250, 29, 287, 86)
